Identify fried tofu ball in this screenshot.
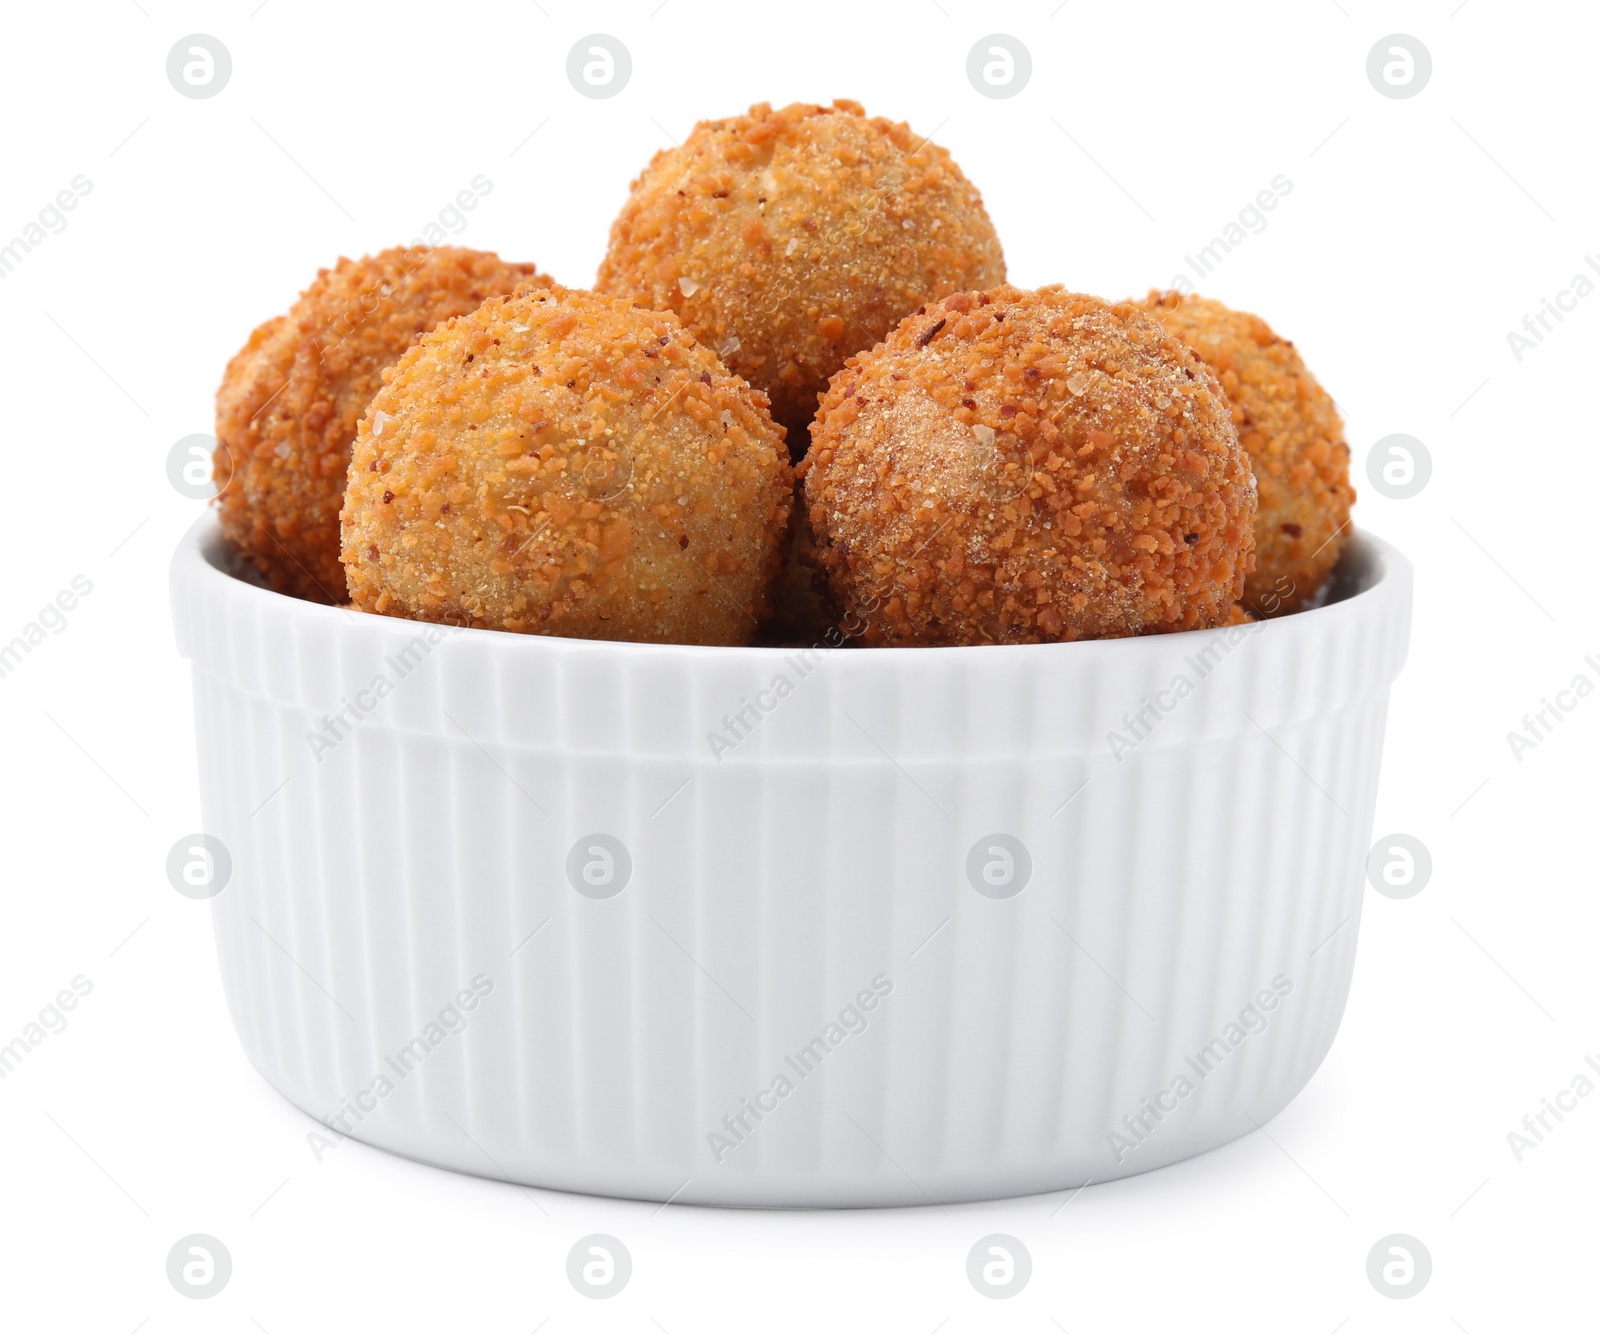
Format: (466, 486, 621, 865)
(341, 286, 793, 645)
(801, 287, 1256, 646)
(214, 247, 546, 603)
(1140, 292, 1354, 613)
(596, 99, 1005, 447)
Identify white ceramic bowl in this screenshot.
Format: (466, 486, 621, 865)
(171, 513, 1410, 1207)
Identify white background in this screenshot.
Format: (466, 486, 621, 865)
(1, 0, 1594, 1330)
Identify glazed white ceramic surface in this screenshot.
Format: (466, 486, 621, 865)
(171, 514, 1411, 1206)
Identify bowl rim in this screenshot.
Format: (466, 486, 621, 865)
(174, 509, 1409, 663)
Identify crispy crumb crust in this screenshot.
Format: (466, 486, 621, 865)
(1141, 291, 1354, 613)
(801, 287, 1256, 646)
(340, 285, 794, 646)
(214, 247, 546, 603)
(595, 99, 1005, 444)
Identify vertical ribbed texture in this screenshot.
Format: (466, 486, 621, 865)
(174, 515, 1411, 1206)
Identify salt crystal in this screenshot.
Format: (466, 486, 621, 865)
(973, 424, 996, 447)
(371, 410, 389, 437)
(785, 237, 799, 256)
(719, 335, 741, 357)
(511, 324, 529, 333)
(679, 276, 700, 297)
(720, 409, 732, 428)
(1066, 372, 1091, 396)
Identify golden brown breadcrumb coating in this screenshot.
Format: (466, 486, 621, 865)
(801, 287, 1256, 646)
(341, 285, 793, 645)
(1141, 292, 1354, 613)
(214, 247, 546, 602)
(596, 99, 1005, 446)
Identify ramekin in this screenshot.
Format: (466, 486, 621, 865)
(171, 513, 1410, 1207)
